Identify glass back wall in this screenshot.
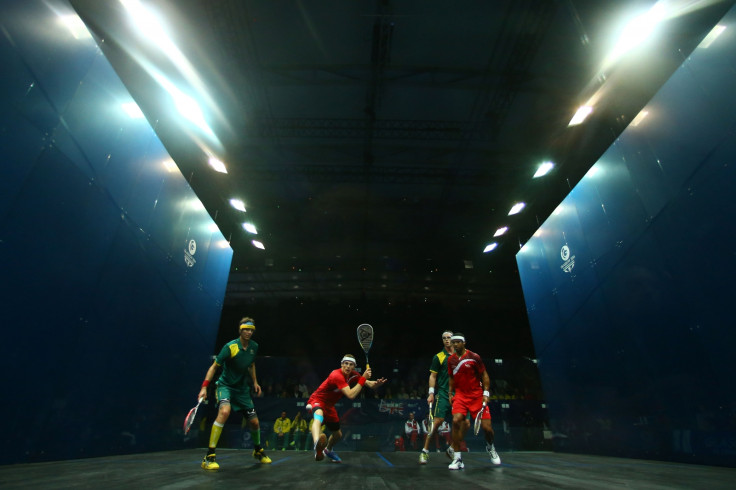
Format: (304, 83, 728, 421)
(0, 0, 232, 464)
(516, 6, 736, 467)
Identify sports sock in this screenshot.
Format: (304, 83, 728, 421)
(250, 428, 261, 446)
(209, 421, 224, 450)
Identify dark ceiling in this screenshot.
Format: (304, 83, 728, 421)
(70, 0, 732, 314)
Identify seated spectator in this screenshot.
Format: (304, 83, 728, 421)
(421, 413, 440, 451)
(289, 412, 307, 450)
(273, 411, 291, 450)
(404, 412, 420, 450)
(438, 420, 452, 449)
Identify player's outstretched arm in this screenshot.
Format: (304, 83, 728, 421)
(366, 378, 387, 389)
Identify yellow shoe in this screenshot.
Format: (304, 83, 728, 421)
(253, 447, 272, 464)
(201, 454, 219, 470)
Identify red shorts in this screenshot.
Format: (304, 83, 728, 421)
(452, 395, 491, 421)
(306, 398, 339, 424)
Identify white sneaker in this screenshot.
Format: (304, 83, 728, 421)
(486, 443, 501, 465)
(448, 457, 464, 470)
(445, 446, 455, 460)
(419, 450, 429, 464)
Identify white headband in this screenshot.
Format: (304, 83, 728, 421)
(450, 335, 465, 342)
(341, 356, 356, 364)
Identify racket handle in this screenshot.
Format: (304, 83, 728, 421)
(198, 397, 204, 404)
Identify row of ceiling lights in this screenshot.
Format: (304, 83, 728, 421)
(480, 1, 728, 256)
(103, 0, 728, 261)
(482, 161, 553, 254)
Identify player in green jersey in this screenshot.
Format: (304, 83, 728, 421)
(198, 317, 271, 470)
(419, 330, 455, 464)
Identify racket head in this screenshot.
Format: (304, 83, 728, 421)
(473, 403, 485, 436)
(356, 323, 374, 353)
(183, 398, 203, 434)
(183, 406, 197, 434)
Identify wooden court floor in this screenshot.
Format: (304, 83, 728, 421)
(1, 448, 734, 489)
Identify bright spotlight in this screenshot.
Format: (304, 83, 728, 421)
(533, 161, 554, 178)
(229, 199, 246, 212)
(494, 227, 508, 237)
(59, 14, 91, 40)
(208, 156, 227, 174)
(699, 25, 726, 49)
(242, 223, 258, 234)
(121, 102, 144, 119)
(508, 202, 526, 216)
(252, 240, 265, 250)
(569, 105, 593, 126)
(604, 2, 666, 68)
(483, 243, 498, 253)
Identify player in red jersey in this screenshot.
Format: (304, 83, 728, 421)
(446, 332, 501, 469)
(306, 354, 387, 462)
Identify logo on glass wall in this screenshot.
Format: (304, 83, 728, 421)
(560, 245, 575, 273)
(184, 239, 197, 268)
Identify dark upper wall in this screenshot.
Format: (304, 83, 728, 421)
(517, 5, 736, 467)
(0, 0, 232, 464)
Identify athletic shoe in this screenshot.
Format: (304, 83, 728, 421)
(445, 446, 455, 460)
(419, 450, 429, 464)
(448, 457, 464, 470)
(314, 433, 327, 461)
(323, 448, 342, 463)
(486, 443, 501, 465)
(253, 447, 272, 464)
(201, 454, 219, 470)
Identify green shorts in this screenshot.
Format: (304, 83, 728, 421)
(432, 391, 452, 421)
(216, 384, 255, 414)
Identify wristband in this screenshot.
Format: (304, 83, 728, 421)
(358, 376, 367, 386)
(202, 380, 210, 388)
(483, 390, 490, 397)
(428, 387, 435, 394)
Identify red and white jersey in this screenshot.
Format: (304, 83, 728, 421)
(447, 349, 486, 398)
(405, 419, 419, 435)
(308, 368, 361, 407)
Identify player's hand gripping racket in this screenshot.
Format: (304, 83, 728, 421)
(356, 323, 374, 371)
(474, 402, 486, 436)
(428, 402, 435, 433)
(183, 397, 204, 434)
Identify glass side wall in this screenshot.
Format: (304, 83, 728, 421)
(516, 4, 736, 467)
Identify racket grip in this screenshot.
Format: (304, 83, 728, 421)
(198, 397, 204, 404)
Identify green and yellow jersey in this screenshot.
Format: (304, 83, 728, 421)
(214, 338, 259, 389)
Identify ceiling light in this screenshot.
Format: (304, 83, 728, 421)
(121, 102, 144, 119)
(229, 199, 246, 212)
(569, 105, 593, 126)
(494, 227, 508, 237)
(508, 202, 525, 215)
(533, 161, 554, 178)
(699, 25, 726, 49)
(161, 159, 177, 173)
(208, 156, 227, 173)
(631, 110, 649, 127)
(483, 243, 498, 253)
(59, 14, 91, 40)
(242, 223, 257, 234)
(251, 240, 265, 250)
(603, 3, 666, 68)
